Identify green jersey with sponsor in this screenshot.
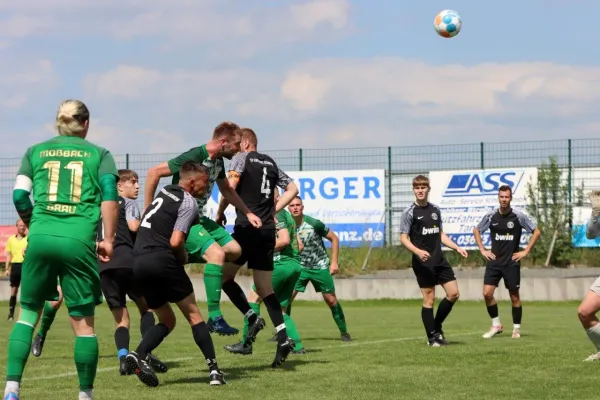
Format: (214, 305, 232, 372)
(17, 136, 119, 244)
(274, 209, 300, 265)
(167, 144, 225, 213)
(297, 215, 330, 270)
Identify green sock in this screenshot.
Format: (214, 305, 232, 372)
(243, 302, 261, 342)
(283, 313, 303, 351)
(38, 302, 58, 337)
(74, 335, 99, 391)
(330, 303, 348, 335)
(286, 301, 293, 317)
(204, 263, 223, 320)
(6, 322, 35, 382)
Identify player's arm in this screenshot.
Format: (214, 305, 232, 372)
(171, 195, 198, 266)
(275, 227, 290, 251)
(4, 241, 11, 276)
(216, 153, 260, 227)
(144, 162, 172, 210)
(96, 151, 120, 263)
(275, 169, 298, 213)
(125, 199, 141, 232)
(512, 212, 541, 261)
(473, 212, 495, 260)
(13, 150, 34, 228)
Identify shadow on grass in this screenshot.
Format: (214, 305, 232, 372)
(163, 359, 330, 385)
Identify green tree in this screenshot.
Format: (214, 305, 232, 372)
(525, 156, 579, 267)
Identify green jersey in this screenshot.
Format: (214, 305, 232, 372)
(167, 144, 225, 214)
(274, 209, 300, 264)
(297, 215, 330, 270)
(17, 136, 119, 244)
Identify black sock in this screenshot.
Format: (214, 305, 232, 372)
(434, 298, 455, 332)
(486, 303, 499, 319)
(8, 296, 16, 317)
(136, 323, 170, 360)
(191, 322, 218, 371)
(421, 307, 435, 339)
(114, 326, 130, 359)
(512, 306, 522, 325)
(263, 293, 287, 342)
(222, 279, 254, 321)
(140, 311, 156, 337)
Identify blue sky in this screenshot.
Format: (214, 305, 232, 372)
(0, 0, 599, 158)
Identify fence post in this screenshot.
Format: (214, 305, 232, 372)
(480, 142, 484, 169)
(568, 139, 572, 230)
(126, 153, 129, 169)
(387, 146, 392, 246)
(298, 148, 303, 171)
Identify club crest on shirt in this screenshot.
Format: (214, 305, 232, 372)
(507, 221, 514, 229)
(431, 213, 438, 220)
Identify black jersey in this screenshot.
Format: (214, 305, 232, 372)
(228, 151, 293, 229)
(400, 202, 445, 267)
(476, 208, 536, 267)
(133, 185, 198, 255)
(97, 196, 140, 271)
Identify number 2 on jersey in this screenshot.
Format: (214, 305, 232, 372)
(261, 167, 271, 198)
(43, 160, 83, 202)
(141, 198, 164, 228)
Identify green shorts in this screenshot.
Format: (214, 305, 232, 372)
(295, 268, 336, 294)
(253, 260, 302, 308)
(186, 216, 235, 263)
(20, 235, 102, 317)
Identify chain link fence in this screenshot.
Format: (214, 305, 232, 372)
(2, 139, 600, 245)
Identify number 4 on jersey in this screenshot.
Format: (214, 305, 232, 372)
(261, 167, 271, 198)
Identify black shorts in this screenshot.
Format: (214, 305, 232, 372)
(232, 225, 275, 271)
(484, 263, 520, 291)
(100, 268, 143, 310)
(412, 260, 456, 288)
(9, 263, 22, 288)
(133, 251, 194, 310)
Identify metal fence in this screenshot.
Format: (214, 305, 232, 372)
(2, 139, 600, 244)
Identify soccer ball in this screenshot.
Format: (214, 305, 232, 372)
(433, 10, 462, 38)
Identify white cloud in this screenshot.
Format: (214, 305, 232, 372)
(0, 59, 57, 110)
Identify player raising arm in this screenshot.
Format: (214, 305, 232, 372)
(4, 100, 119, 400)
(142, 122, 260, 336)
(473, 185, 540, 340)
(578, 190, 600, 361)
(400, 175, 467, 347)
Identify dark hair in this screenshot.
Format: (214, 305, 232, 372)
(212, 121, 240, 139)
(118, 169, 138, 182)
(498, 185, 512, 194)
(180, 160, 209, 178)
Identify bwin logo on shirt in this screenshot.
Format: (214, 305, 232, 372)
(442, 170, 525, 197)
(422, 226, 440, 235)
(495, 233, 514, 241)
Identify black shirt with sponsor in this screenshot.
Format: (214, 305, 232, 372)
(400, 202, 445, 267)
(97, 196, 139, 272)
(476, 208, 536, 267)
(228, 151, 293, 230)
(133, 185, 198, 256)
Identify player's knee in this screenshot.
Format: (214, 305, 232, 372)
(224, 241, 242, 262)
(483, 291, 495, 302)
(447, 291, 460, 302)
(203, 245, 226, 265)
(323, 294, 337, 307)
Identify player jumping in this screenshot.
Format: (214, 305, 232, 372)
(4, 99, 120, 400)
(473, 185, 540, 339)
(126, 161, 226, 387)
(400, 175, 467, 347)
(144, 122, 261, 336)
(286, 196, 352, 342)
(216, 128, 300, 367)
(224, 188, 306, 355)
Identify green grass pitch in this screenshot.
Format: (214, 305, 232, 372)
(0, 299, 596, 400)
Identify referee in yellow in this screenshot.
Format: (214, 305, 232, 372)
(5, 219, 27, 320)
